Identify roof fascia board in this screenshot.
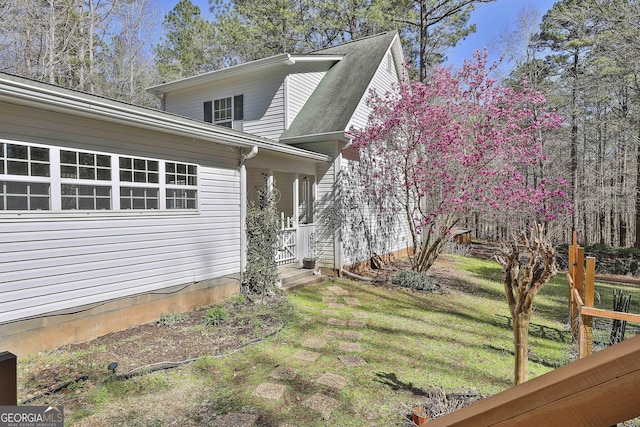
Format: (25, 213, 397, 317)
(288, 55, 344, 63)
(280, 131, 350, 145)
(0, 76, 331, 163)
(147, 53, 291, 93)
(148, 54, 343, 94)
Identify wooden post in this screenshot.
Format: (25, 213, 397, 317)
(568, 240, 577, 334)
(0, 351, 17, 405)
(574, 246, 585, 342)
(584, 257, 596, 357)
(575, 246, 585, 300)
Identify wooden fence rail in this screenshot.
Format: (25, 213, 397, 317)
(568, 232, 640, 358)
(427, 232, 640, 425)
(426, 334, 640, 426)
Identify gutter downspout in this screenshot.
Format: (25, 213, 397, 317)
(240, 146, 259, 276)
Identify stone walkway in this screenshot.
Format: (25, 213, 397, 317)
(225, 283, 368, 426)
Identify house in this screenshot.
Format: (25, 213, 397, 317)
(0, 31, 409, 355)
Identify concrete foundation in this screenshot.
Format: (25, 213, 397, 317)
(0, 276, 240, 356)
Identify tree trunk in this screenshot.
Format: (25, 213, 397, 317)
(513, 311, 530, 385)
(419, 0, 427, 82)
(570, 48, 579, 233)
(635, 122, 640, 248)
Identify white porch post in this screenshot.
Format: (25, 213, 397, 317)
(333, 154, 343, 270)
(293, 174, 300, 265)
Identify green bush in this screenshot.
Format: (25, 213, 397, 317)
(391, 270, 439, 291)
(243, 175, 280, 295)
(204, 307, 229, 326)
(228, 294, 246, 306)
(157, 312, 187, 326)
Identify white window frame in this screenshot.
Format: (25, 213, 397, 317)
(0, 139, 200, 214)
(0, 141, 52, 211)
(213, 96, 233, 128)
(59, 148, 113, 210)
(165, 161, 198, 210)
(119, 156, 161, 210)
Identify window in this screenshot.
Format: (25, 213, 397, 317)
(119, 156, 160, 210)
(0, 142, 51, 210)
(214, 97, 233, 128)
(166, 162, 197, 209)
(0, 141, 200, 213)
(120, 187, 159, 210)
(61, 184, 111, 210)
(204, 95, 243, 128)
(60, 149, 112, 210)
(60, 150, 111, 180)
(166, 162, 197, 186)
(119, 157, 159, 184)
(166, 189, 197, 209)
(0, 181, 49, 210)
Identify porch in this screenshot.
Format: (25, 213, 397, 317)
(245, 168, 317, 268)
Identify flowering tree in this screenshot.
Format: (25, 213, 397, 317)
(351, 51, 569, 272)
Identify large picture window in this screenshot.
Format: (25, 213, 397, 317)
(0, 140, 199, 212)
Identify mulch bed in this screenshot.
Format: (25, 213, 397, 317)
(19, 294, 289, 402)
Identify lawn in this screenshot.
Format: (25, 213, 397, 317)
(18, 255, 576, 426)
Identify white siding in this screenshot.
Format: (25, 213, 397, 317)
(315, 158, 337, 269)
(347, 49, 400, 132)
(163, 67, 287, 140)
(339, 157, 412, 267)
(0, 103, 242, 323)
(286, 63, 329, 128)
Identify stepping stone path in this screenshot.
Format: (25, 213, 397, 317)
(302, 337, 327, 349)
(252, 382, 286, 400)
(217, 412, 259, 427)
(250, 283, 370, 422)
(315, 372, 348, 389)
(270, 366, 297, 381)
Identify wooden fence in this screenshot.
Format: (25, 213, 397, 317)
(426, 233, 640, 425)
(567, 232, 640, 358)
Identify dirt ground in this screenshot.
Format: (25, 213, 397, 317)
(19, 294, 291, 403)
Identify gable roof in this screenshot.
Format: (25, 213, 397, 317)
(0, 72, 330, 162)
(280, 31, 400, 141)
(148, 53, 344, 94)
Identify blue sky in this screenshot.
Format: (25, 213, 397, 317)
(156, 0, 558, 69)
(443, 0, 558, 68)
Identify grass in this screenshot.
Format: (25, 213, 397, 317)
(19, 255, 588, 426)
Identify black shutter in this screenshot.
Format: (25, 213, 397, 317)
(233, 95, 244, 120)
(204, 101, 212, 123)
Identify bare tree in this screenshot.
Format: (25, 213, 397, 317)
(496, 224, 558, 385)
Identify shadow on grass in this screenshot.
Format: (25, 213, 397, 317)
(484, 344, 563, 369)
(373, 371, 428, 396)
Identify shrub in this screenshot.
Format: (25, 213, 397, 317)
(204, 307, 229, 326)
(392, 270, 439, 291)
(243, 174, 280, 295)
(228, 294, 246, 306)
(157, 312, 187, 326)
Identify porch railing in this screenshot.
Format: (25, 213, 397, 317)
(276, 228, 297, 266)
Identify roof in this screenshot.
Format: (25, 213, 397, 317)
(0, 72, 330, 162)
(147, 53, 344, 94)
(280, 31, 400, 141)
